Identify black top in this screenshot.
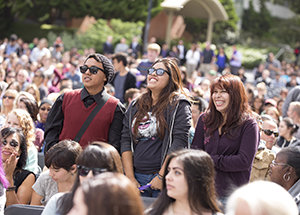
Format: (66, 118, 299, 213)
(14, 169, 35, 193)
(44, 87, 126, 153)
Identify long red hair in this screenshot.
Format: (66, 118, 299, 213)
(204, 74, 253, 137)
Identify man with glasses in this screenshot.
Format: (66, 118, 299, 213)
(250, 114, 276, 182)
(44, 53, 125, 153)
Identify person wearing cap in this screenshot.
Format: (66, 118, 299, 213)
(3, 34, 21, 58)
(264, 98, 277, 111)
(44, 53, 126, 152)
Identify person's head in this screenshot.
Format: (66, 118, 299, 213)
(16, 69, 28, 85)
(104, 83, 115, 96)
(60, 78, 73, 91)
(265, 106, 280, 122)
(80, 54, 115, 95)
(270, 146, 300, 191)
(5, 70, 16, 85)
(256, 82, 267, 97)
(33, 70, 45, 85)
(252, 95, 264, 114)
(1, 127, 27, 170)
(25, 84, 40, 104)
(147, 43, 161, 62)
(37, 38, 48, 49)
(264, 98, 277, 111)
(17, 97, 39, 122)
(38, 99, 53, 124)
(262, 69, 270, 79)
(226, 181, 298, 215)
(5, 109, 35, 148)
(124, 88, 140, 105)
(2, 89, 18, 110)
(57, 142, 123, 215)
(14, 91, 35, 109)
(9, 34, 18, 44)
(287, 101, 300, 120)
(261, 115, 278, 150)
(191, 96, 207, 127)
(112, 53, 128, 71)
(6, 81, 21, 92)
(277, 99, 284, 116)
(279, 117, 298, 140)
(68, 173, 144, 215)
(45, 140, 82, 183)
(150, 149, 220, 215)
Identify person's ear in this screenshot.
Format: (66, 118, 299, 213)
(70, 164, 77, 175)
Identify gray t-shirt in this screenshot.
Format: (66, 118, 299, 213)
(32, 170, 58, 206)
(114, 74, 126, 103)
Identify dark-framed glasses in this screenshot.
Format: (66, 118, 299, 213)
(262, 129, 279, 137)
(40, 107, 51, 112)
(79, 65, 104, 75)
(1, 139, 19, 148)
(147, 68, 170, 76)
(77, 165, 107, 177)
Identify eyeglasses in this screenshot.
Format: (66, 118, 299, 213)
(1, 139, 19, 148)
(77, 165, 107, 177)
(34, 75, 41, 78)
(147, 68, 170, 76)
(271, 160, 289, 167)
(262, 129, 279, 137)
(6, 76, 15, 79)
(40, 107, 51, 111)
(3, 95, 15, 100)
(79, 65, 104, 75)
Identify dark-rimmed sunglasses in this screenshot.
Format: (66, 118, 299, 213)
(1, 139, 19, 148)
(79, 65, 104, 75)
(3, 95, 15, 100)
(262, 129, 279, 137)
(147, 68, 170, 76)
(40, 107, 51, 112)
(77, 165, 107, 177)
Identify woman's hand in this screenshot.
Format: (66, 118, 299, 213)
(4, 152, 19, 179)
(150, 175, 162, 190)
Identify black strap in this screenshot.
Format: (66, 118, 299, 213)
(74, 92, 110, 142)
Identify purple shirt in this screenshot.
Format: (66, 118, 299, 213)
(192, 113, 259, 197)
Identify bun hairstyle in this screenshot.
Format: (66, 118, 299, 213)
(282, 117, 299, 135)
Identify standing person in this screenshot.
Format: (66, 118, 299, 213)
(121, 58, 191, 197)
(177, 39, 186, 66)
(128, 36, 141, 60)
(3, 34, 21, 59)
(216, 47, 228, 74)
(229, 44, 242, 75)
(44, 53, 126, 152)
(192, 74, 259, 203)
(103, 36, 114, 59)
(29, 38, 51, 63)
(200, 41, 215, 74)
(147, 149, 222, 215)
(185, 43, 200, 78)
(136, 43, 160, 87)
(265, 52, 281, 79)
(282, 86, 300, 117)
(111, 53, 136, 104)
(114, 38, 129, 54)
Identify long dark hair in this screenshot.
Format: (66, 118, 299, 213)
(1, 127, 27, 170)
(205, 74, 253, 137)
(148, 149, 221, 215)
(132, 58, 186, 139)
(57, 141, 123, 215)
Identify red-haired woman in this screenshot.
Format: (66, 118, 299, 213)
(121, 58, 191, 198)
(192, 74, 260, 205)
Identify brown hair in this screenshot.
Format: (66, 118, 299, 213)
(205, 74, 253, 137)
(132, 58, 186, 139)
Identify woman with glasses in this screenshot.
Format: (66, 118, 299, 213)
(277, 117, 300, 148)
(30, 140, 81, 206)
(121, 58, 191, 197)
(0, 89, 18, 118)
(269, 146, 300, 213)
(36, 99, 53, 132)
(42, 141, 123, 215)
(1, 127, 36, 207)
(192, 74, 260, 207)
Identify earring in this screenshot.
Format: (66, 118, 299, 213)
(71, 172, 74, 176)
(283, 173, 290, 181)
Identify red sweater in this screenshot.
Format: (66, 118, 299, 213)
(59, 90, 118, 148)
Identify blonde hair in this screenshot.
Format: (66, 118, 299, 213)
(147, 43, 161, 54)
(6, 109, 35, 148)
(14, 91, 35, 109)
(226, 181, 298, 215)
(25, 83, 41, 105)
(1, 89, 18, 115)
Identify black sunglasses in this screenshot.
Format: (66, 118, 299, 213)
(79, 65, 104, 75)
(1, 139, 19, 148)
(77, 165, 107, 177)
(40, 107, 51, 111)
(3, 95, 15, 100)
(148, 68, 170, 76)
(262, 129, 279, 137)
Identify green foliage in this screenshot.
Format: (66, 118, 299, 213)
(184, 0, 238, 43)
(47, 31, 79, 51)
(242, 0, 273, 37)
(77, 18, 144, 53)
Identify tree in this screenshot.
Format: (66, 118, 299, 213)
(184, 0, 238, 43)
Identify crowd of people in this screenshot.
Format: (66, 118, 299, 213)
(0, 32, 299, 215)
